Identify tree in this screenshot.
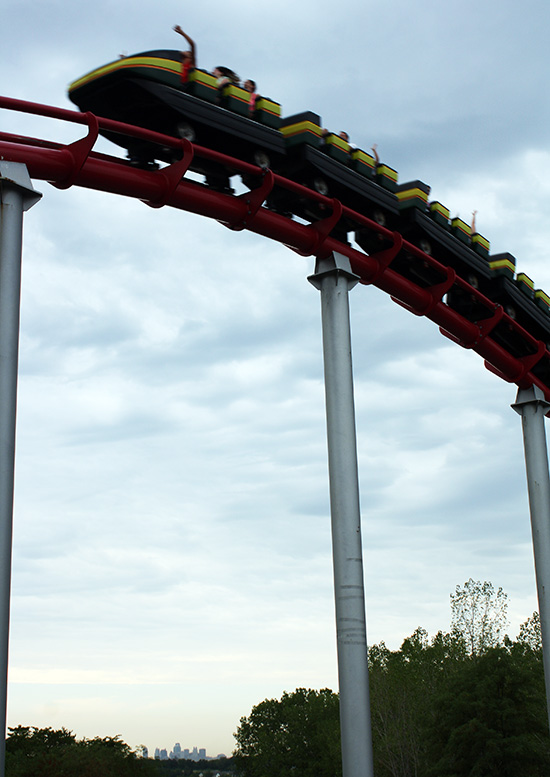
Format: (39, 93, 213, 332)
(425, 646, 550, 776)
(450, 579, 508, 655)
(368, 628, 467, 777)
(517, 611, 542, 653)
(233, 688, 341, 777)
(5, 726, 157, 777)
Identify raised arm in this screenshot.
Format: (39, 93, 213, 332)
(173, 25, 196, 65)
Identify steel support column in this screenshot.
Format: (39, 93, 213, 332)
(309, 252, 374, 777)
(0, 163, 41, 774)
(512, 385, 550, 728)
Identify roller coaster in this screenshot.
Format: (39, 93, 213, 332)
(2, 47, 549, 400)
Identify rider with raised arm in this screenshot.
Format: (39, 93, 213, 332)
(173, 25, 196, 83)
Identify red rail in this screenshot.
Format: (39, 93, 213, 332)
(1, 95, 549, 400)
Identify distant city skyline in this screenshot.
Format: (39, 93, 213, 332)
(153, 743, 227, 761)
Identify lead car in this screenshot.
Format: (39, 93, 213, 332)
(68, 50, 286, 184)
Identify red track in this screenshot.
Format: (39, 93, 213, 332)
(2, 95, 549, 400)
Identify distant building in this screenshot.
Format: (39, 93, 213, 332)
(155, 744, 214, 761)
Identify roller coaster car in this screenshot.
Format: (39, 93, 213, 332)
(261, 111, 398, 232)
(399, 205, 493, 287)
(68, 52, 401, 226)
(68, 50, 285, 187)
(384, 195, 550, 370)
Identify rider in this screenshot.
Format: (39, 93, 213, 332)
(173, 25, 196, 83)
(243, 79, 258, 116)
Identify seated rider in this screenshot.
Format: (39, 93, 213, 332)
(338, 131, 357, 150)
(213, 67, 240, 104)
(320, 129, 355, 153)
(213, 66, 239, 86)
(173, 25, 196, 83)
(243, 79, 259, 117)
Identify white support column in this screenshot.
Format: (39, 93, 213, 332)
(309, 252, 374, 777)
(512, 385, 550, 729)
(0, 163, 41, 775)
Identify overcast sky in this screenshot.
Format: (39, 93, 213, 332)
(3, 0, 550, 758)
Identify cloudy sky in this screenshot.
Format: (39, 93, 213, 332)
(3, 0, 550, 758)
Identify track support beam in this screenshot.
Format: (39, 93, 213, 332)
(309, 252, 374, 777)
(0, 162, 41, 775)
(512, 385, 550, 729)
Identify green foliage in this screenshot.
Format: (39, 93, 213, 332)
(5, 726, 157, 777)
(233, 687, 341, 777)
(368, 587, 548, 776)
(517, 610, 543, 653)
(425, 646, 550, 776)
(368, 628, 467, 777)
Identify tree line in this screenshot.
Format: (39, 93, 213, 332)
(4, 726, 236, 777)
(233, 580, 550, 777)
(4, 726, 157, 776)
